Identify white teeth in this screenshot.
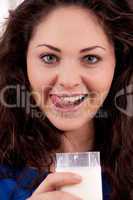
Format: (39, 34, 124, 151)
(60, 95, 85, 103)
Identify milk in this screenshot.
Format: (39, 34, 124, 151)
(56, 152, 103, 200)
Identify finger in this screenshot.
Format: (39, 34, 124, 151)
(33, 172, 82, 195)
(31, 190, 82, 200)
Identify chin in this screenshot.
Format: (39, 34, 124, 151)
(45, 110, 92, 132)
(50, 121, 82, 132)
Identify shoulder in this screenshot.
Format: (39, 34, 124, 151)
(0, 164, 38, 200)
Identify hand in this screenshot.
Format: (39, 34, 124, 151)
(27, 172, 82, 200)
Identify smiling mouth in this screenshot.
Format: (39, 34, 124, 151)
(50, 93, 88, 111)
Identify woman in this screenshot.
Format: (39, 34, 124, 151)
(0, 0, 132, 199)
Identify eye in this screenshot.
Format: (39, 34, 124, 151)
(83, 55, 101, 64)
(40, 54, 59, 64)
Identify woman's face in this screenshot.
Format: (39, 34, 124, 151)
(27, 6, 116, 131)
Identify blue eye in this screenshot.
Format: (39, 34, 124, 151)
(40, 54, 58, 64)
(83, 55, 100, 64)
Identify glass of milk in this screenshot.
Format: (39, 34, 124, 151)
(55, 152, 103, 200)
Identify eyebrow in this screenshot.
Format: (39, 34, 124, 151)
(36, 43, 106, 52)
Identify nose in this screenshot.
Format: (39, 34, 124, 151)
(57, 65, 81, 90)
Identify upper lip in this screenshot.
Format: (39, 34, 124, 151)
(49, 93, 88, 97)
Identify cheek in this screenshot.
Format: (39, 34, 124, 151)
(84, 66, 115, 105)
(27, 51, 46, 90)
(28, 67, 47, 90)
(27, 63, 59, 106)
(96, 69, 115, 92)
(97, 60, 115, 90)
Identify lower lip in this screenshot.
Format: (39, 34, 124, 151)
(50, 96, 87, 113)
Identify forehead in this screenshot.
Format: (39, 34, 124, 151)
(29, 5, 112, 50)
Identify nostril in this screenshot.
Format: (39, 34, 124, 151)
(59, 83, 80, 90)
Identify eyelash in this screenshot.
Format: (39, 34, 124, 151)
(82, 55, 102, 65)
(39, 53, 102, 65)
(40, 54, 59, 65)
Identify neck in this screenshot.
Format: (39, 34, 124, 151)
(50, 120, 95, 172)
(59, 119, 95, 153)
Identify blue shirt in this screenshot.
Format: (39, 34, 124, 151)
(0, 165, 111, 200)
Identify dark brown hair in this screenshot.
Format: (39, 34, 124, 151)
(0, 0, 133, 199)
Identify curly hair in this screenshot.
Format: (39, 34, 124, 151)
(0, 0, 133, 199)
